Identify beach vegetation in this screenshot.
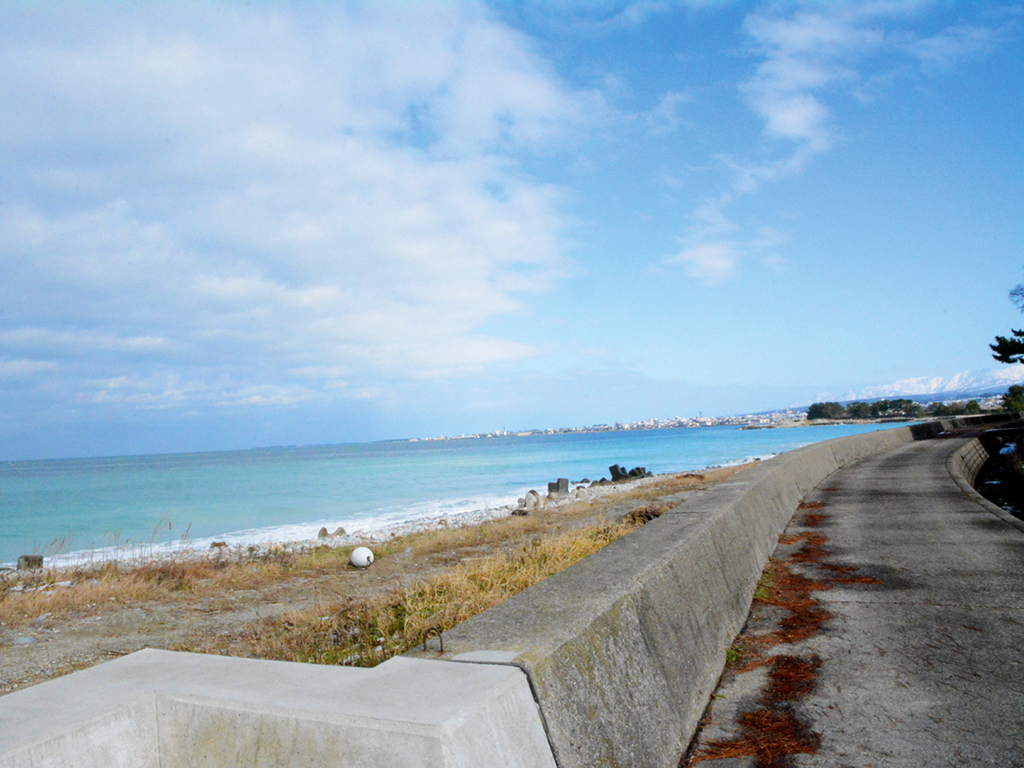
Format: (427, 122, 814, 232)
(169, 470, 742, 666)
(0, 465, 750, 692)
(0, 542, 406, 627)
(211, 517, 644, 668)
(0, 470, 726, 621)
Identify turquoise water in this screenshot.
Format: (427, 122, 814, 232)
(0, 423, 898, 567)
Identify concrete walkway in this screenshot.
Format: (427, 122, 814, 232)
(691, 437, 1024, 767)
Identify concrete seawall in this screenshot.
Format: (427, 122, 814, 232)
(948, 437, 991, 486)
(946, 424, 1024, 535)
(1, 416, 1012, 768)
(406, 424, 921, 768)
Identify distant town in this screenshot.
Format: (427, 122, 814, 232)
(409, 394, 1006, 442)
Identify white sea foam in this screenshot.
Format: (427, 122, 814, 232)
(1, 475, 681, 571)
(722, 452, 781, 467)
(2, 487, 538, 571)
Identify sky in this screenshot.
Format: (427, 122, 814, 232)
(0, 0, 1021, 460)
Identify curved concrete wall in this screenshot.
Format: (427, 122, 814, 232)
(407, 424, 926, 768)
(948, 438, 991, 486)
(947, 435, 1024, 535)
(410, 416, 1023, 768)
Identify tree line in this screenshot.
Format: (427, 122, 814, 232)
(807, 272, 1024, 424)
(992, 275, 1024, 411)
(807, 398, 984, 421)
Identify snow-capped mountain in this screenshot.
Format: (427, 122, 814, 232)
(851, 367, 1024, 400)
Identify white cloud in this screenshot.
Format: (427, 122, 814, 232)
(740, 7, 882, 162)
(753, 90, 830, 147)
(664, 1, 1010, 284)
(86, 373, 324, 410)
(662, 222, 789, 285)
(743, 8, 884, 59)
(908, 23, 998, 71)
(0, 328, 167, 354)
(510, 0, 717, 36)
(738, 3, 1010, 169)
(644, 90, 692, 134)
(0, 2, 594, 413)
(0, 359, 59, 380)
(664, 242, 738, 284)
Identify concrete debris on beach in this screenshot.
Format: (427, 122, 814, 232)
(1, 466, 671, 579)
(150, 468, 668, 566)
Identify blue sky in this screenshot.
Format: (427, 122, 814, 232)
(1, 0, 1021, 460)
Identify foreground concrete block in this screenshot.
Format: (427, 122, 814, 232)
(0, 650, 556, 768)
(4, 698, 159, 768)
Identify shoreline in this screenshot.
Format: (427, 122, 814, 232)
(1, 468, 717, 576)
(3, 422, 905, 571)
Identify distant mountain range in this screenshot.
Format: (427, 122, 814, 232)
(815, 367, 1024, 405)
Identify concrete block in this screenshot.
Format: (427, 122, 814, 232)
(0, 650, 556, 768)
(2, 698, 159, 768)
(16, 555, 43, 570)
(548, 477, 569, 497)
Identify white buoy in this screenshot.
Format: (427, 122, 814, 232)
(350, 546, 374, 568)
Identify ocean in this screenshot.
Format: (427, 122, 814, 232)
(0, 423, 898, 568)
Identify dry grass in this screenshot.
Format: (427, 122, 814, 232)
(167, 470, 744, 666)
(0, 468, 744, 629)
(0, 543, 393, 627)
(598, 470, 719, 501)
(401, 513, 552, 558)
(187, 517, 642, 667)
(0, 473, 699, 629)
